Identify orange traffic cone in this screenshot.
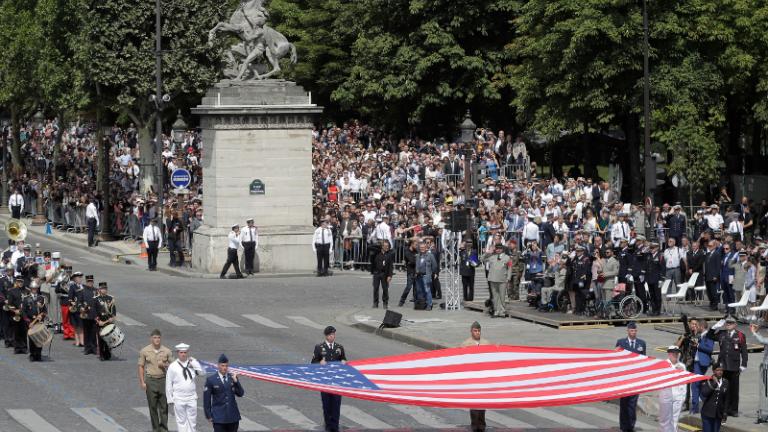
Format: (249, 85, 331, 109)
(139, 244, 148, 259)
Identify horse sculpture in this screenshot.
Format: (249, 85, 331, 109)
(208, 0, 297, 80)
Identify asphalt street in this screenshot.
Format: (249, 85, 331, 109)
(0, 229, 661, 432)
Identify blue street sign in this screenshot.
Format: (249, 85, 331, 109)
(170, 168, 192, 189)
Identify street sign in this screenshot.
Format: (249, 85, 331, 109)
(170, 169, 192, 189)
(249, 179, 265, 195)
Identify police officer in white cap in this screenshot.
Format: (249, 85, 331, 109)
(166, 342, 203, 432)
(240, 218, 259, 275)
(220, 224, 244, 279)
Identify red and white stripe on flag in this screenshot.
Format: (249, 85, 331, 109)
(225, 344, 708, 409)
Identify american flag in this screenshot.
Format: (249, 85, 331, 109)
(204, 345, 707, 409)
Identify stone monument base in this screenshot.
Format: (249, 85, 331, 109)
(192, 225, 315, 274)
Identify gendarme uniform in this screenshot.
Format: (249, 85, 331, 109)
(311, 326, 347, 432)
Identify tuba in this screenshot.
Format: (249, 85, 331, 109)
(6, 219, 27, 242)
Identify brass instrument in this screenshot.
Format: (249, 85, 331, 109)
(79, 304, 89, 319)
(54, 271, 70, 286)
(6, 218, 27, 242)
(10, 306, 21, 322)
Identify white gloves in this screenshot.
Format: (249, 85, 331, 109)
(740, 366, 746, 372)
(713, 319, 726, 330)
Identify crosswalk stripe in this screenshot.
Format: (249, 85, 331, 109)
(521, 407, 594, 429)
(116, 314, 146, 327)
(71, 407, 128, 432)
(242, 314, 289, 329)
(264, 405, 319, 429)
(239, 416, 270, 431)
(134, 407, 178, 431)
(152, 313, 196, 327)
(569, 405, 656, 430)
(389, 405, 454, 428)
(486, 411, 535, 428)
(7, 409, 62, 432)
(341, 405, 394, 429)
(286, 316, 325, 330)
(195, 313, 241, 328)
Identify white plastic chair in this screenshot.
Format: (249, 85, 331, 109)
(694, 284, 708, 305)
(666, 283, 689, 315)
(659, 280, 672, 314)
(677, 272, 699, 290)
(728, 290, 751, 320)
(750, 295, 768, 312)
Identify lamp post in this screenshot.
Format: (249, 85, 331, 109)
(154, 0, 165, 225)
(171, 110, 187, 152)
(32, 110, 47, 225)
(459, 110, 476, 205)
(1, 119, 8, 213)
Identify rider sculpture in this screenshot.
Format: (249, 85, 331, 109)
(208, 0, 297, 81)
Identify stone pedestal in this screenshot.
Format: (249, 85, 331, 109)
(191, 80, 322, 273)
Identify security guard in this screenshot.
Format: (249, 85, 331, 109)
(23, 281, 47, 361)
(707, 316, 747, 417)
(311, 326, 347, 432)
(203, 353, 245, 432)
(94, 282, 116, 361)
(78, 275, 98, 355)
(240, 218, 259, 275)
(615, 322, 646, 432)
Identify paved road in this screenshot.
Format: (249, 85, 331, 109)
(0, 229, 647, 431)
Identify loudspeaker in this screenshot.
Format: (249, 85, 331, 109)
(447, 210, 468, 232)
(380, 310, 403, 328)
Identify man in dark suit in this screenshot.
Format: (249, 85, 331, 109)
(707, 316, 748, 417)
(312, 326, 347, 432)
(203, 354, 245, 432)
(703, 241, 723, 311)
(615, 322, 647, 432)
(645, 242, 664, 316)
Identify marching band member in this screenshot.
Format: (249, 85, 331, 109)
(7, 277, 27, 354)
(39, 251, 59, 332)
(0, 263, 11, 346)
(68, 272, 85, 347)
(94, 282, 116, 361)
(166, 343, 203, 432)
(55, 265, 75, 340)
(23, 281, 47, 362)
(78, 275, 98, 355)
(9, 241, 24, 267)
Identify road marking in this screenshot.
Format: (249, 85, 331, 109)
(134, 407, 178, 431)
(152, 313, 196, 326)
(239, 416, 269, 431)
(569, 405, 656, 430)
(388, 405, 454, 428)
(264, 405, 319, 429)
(195, 313, 241, 328)
(341, 405, 394, 429)
(7, 409, 62, 432)
(116, 314, 146, 327)
(486, 411, 535, 428)
(521, 407, 594, 429)
(71, 407, 128, 432)
(242, 314, 289, 329)
(286, 316, 325, 330)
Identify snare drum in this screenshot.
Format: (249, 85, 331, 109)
(99, 324, 125, 349)
(28, 322, 53, 348)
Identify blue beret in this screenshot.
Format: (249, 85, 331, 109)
(626, 321, 637, 329)
(218, 353, 229, 364)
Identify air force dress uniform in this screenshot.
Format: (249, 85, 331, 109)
(204, 354, 244, 432)
(616, 324, 646, 432)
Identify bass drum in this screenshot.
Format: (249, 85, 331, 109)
(99, 324, 125, 349)
(28, 322, 53, 348)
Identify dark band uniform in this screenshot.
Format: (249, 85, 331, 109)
(67, 276, 84, 331)
(311, 328, 347, 432)
(23, 290, 47, 361)
(94, 283, 116, 360)
(77, 276, 98, 355)
(7, 279, 27, 354)
(54, 266, 74, 339)
(0, 270, 11, 345)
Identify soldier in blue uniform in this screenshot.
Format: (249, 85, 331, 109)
(311, 326, 347, 432)
(615, 321, 646, 432)
(204, 354, 244, 432)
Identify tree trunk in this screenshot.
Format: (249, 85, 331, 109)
(9, 104, 22, 175)
(624, 114, 642, 203)
(138, 123, 155, 195)
(94, 92, 114, 240)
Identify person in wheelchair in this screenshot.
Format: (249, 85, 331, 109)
(539, 252, 568, 311)
(523, 241, 545, 306)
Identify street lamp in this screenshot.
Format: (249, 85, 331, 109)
(459, 110, 476, 205)
(171, 110, 187, 149)
(0, 120, 8, 212)
(31, 110, 47, 225)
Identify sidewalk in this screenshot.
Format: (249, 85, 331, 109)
(339, 306, 766, 432)
(1, 214, 312, 279)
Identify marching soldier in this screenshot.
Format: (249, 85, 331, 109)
(311, 326, 347, 432)
(78, 275, 98, 355)
(23, 281, 47, 361)
(68, 272, 85, 347)
(94, 282, 116, 361)
(240, 218, 259, 275)
(0, 264, 11, 346)
(54, 265, 75, 340)
(7, 277, 27, 354)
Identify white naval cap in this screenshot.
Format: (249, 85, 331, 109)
(52, 252, 61, 259)
(174, 343, 190, 352)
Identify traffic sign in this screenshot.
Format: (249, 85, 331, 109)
(170, 169, 192, 189)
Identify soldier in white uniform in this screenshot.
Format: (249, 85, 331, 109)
(165, 343, 203, 432)
(240, 218, 259, 275)
(658, 345, 688, 432)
